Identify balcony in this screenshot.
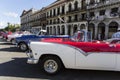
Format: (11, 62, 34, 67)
(66, 8, 80, 14)
(95, 15, 106, 21)
(110, 13, 119, 17)
(81, 6, 87, 11)
(87, 0, 120, 9)
(73, 19, 79, 22)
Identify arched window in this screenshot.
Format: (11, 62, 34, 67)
(100, 0, 106, 3)
(109, 22, 118, 38)
(74, 1, 78, 10)
(90, 0, 95, 5)
(69, 3, 72, 12)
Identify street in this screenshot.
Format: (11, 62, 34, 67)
(0, 37, 120, 80)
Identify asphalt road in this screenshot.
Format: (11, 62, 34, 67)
(0, 37, 120, 80)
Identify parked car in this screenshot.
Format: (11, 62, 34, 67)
(7, 31, 31, 44)
(0, 31, 5, 36)
(2, 31, 12, 39)
(26, 30, 120, 74)
(16, 30, 69, 51)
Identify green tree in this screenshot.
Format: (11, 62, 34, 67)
(4, 23, 20, 32)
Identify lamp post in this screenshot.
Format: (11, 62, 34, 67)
(58, 15, 68, 35)
(86, 1, 91, 31)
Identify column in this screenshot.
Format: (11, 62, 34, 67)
(94, 24, 98, 40)
(52, 26, 54, 35)
(65, 24, 68, 35)
(105, 24, 109, 39)
(60, 26, 62, 35)
(56, 26, 58, 35)
(71, 25, 74, 36)
(77, 24, 80, 30)
(48, 27, 50, 35)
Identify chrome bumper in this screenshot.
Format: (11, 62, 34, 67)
(15, 43, 18, 47)
(26, 51, 38, 64)
(27, 58, 38, 64)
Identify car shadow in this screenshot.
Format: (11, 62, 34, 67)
(0, 58, 120, 80)
(0, 46, 21, 52)
(0, 42, 13, 45)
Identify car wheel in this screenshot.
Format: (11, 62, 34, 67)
(11, 39, 16, 44)
(42, 56, 62, 75)
(19, 43, 28, 51)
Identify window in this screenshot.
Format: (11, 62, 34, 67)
(90, 0, 95, 5)
(81, 0, 86, 9)
(74, 15, 78, 21)
(57, 7, 60, 15)
(50, 20, 52, 24)
(99, 10, 105, 16)
(47, 12, 49, 17)
(81, 13, 86, 20)
(100, 0, 106, 3)
(57, 18, 60, 24)
(111, 7, 118, 14)
(68, 3, 72, 12)
(50, 10, 52, 17)
(62, 5, 65, 14)
(90, 12, 95, 17)
(74, 1, 78, 10)
(53, 9, 56, 16)
(68, 16, 72, 22)
(53, 19, 56, 24)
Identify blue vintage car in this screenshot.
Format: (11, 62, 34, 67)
(15, 34, 69, 51)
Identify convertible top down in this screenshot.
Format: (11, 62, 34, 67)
(26, 30, 120, 74)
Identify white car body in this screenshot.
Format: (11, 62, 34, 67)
(27, 41, 120, 72)
(7, 33, 22, 42)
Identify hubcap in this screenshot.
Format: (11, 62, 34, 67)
(20, 43, 27, 51)
(44, 60, 58, 73)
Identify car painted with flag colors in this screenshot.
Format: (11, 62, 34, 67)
(26, 30, 120, 74)
(7, 31, 31, 44)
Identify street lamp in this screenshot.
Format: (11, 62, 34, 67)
(58, 15, 68, 35)
(86, 1, 91, 31)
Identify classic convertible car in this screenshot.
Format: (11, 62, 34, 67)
(26, 30, 120, 74)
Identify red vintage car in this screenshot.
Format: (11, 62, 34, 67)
(0, 31, 4, 36)
(2, 31, 12, 39)
(26, 30, 120, 74)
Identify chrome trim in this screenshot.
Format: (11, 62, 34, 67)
(27, 58, 38, 64)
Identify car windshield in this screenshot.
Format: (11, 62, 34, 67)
(104, 38, 120, 44)
(71, 30, 92, 42)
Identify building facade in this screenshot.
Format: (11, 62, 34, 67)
(87, 0, 120, 40)
(20, 8, 37, 31)
(20, 0, 120, 40)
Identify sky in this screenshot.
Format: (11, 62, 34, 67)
(0, 0, 56, 29)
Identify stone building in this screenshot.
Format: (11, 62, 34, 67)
(20, 8, 37, 31)
(21, 0, 120, 40)
(87, 0, 120, 40)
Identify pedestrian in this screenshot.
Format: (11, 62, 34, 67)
(112, 28, 120, 38)
(98, 33, 101, 40)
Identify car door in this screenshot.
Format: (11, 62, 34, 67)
(75, 42, 116, 69)
(27, 35, 39, 41)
